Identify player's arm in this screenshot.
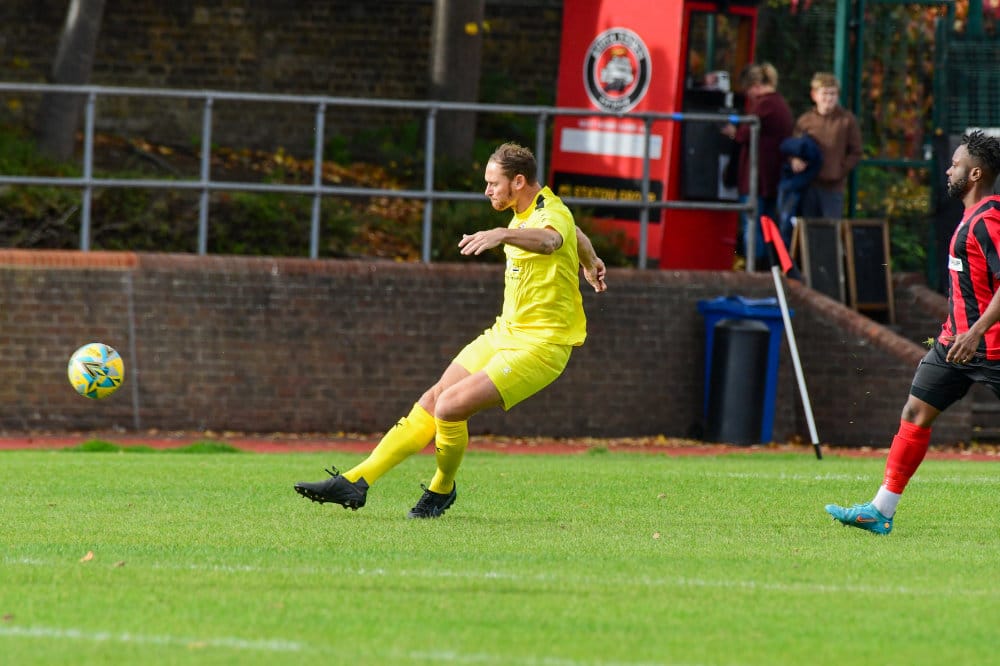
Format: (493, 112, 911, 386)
(945, 286, 1000, 362)
(576, 227, 607, 293)
(459, 226, 563, 256)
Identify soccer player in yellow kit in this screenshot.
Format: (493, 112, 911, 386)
(295, 142, 607, 518)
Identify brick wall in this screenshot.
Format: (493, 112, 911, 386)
(0, 250, 973, 447)
(0, 0, 564, 151)
(893, 272, 948, 347)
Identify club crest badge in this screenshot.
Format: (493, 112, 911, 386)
(583, 28, 651, 112)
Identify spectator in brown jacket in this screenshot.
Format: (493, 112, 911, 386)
(790, 72, 863, 219)
(722, 62, 794, 267)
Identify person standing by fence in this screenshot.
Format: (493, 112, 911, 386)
(790, 72, 863, 219)
(722, 62, 794, 268)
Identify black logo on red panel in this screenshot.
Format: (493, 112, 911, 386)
(583, 28, 651, 112)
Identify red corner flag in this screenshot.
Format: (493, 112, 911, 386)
(761, 215, 801, 280)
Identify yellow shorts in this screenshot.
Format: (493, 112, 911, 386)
(453, 326, 572, 410)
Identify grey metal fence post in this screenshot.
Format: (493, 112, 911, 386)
(534, 112, 548, 179)
(80, 91, 97, 252)
(197, 97, 213, 256)
(421, 107, 437, 264)
(639, 117, 654, 270)
(310, 102, 326, 260)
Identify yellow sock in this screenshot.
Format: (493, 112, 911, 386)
(428, 418, 468, 494)
(344, 403, 435, 484)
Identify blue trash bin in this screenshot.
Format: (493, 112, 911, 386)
(696, 296, 790, 444)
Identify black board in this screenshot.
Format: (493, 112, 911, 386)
(797, 218, 844, 303)
(843, 218, 895, 323)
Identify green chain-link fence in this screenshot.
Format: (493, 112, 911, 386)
(756, 0, 963, 282)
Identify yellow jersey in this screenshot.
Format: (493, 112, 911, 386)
(495, 186, 587, 346)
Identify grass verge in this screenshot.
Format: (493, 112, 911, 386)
(1, 450, 997, 665)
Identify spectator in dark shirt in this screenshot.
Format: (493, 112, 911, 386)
(723, 63, 794, 268)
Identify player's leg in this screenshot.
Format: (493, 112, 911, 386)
(428, 370, 503, 489)
(410, 340, 573, 518)
(407, 370, 501, 519)
(294, 358, 474, 509)
(340, 362, 476, 485)
(431, 344, 569, 497)
(341, 404, 436, 484)
(824, 396, 938, 534)
(873, 396, 939, 512)
(344, 363, 489, 483)
(404, 334, 500, 518)
(826, 343, 967, 534)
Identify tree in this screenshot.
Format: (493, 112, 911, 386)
(428, 0, 485, 164)
(36, 0, 106, 161)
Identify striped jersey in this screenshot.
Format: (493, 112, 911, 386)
(939, 195, 1000, 359)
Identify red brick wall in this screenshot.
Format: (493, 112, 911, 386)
(892, 272, 948, 347)
(0, 250, 972, 447)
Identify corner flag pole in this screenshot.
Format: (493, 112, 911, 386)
(770, 265, 822, 460)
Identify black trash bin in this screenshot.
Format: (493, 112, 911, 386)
(697, 296, 789, 444)
(705, 318, 770, 445)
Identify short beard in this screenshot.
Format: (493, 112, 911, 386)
(491, 188, 515, 211)
(947, 176, 968, 199)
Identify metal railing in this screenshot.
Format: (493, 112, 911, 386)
(0, 82, 760, 269)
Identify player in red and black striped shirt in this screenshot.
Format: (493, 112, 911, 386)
(826, 130, 1000, 534)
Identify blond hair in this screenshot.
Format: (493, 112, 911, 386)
(810, 72, 840, 90)
(741, 62, 779, 89)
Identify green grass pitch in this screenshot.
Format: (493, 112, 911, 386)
(1, 447, 998, 665)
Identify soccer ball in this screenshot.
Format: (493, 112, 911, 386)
(67, 342, 125, 399)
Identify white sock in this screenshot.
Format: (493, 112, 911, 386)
(872, 486, 901, 518)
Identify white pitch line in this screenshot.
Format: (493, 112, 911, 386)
(717, 471, 1000, 485)
(659, 576, 982, 598)
(401, 649, 701, 666)
(0, 624, 303, 652)
(6, 556, 999, 599)
(0, 626, 708, 666)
